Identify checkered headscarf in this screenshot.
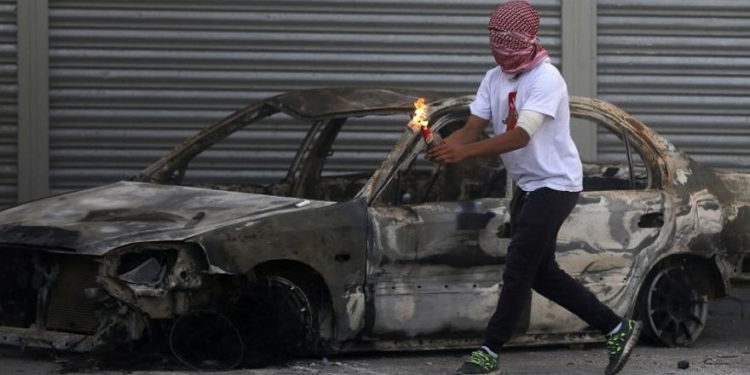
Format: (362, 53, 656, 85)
(488, 1, 549, 74)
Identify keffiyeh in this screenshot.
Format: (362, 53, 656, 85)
(488, 1, 549, 74)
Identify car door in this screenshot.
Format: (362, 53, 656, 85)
(364, 148, 514, 342)
(524, 189, 670, 335)
(524, 120, 673, 336)
(366, 197, 512, 341)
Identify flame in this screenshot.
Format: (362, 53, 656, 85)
(408, 97, 429, 132)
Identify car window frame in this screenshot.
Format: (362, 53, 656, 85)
(364, 96, 668, 205)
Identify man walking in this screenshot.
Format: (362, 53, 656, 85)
(426, 2, 641, 375)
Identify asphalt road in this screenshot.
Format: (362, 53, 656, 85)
(1, 295, 749, 375)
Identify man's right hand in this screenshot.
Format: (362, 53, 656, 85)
(424, 114, 488, 163)
(427, 140, 469, 164)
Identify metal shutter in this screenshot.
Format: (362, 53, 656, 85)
(0, 0, 16, 207)
(598, 0, 750, 170)
(48, 0, 560, 192)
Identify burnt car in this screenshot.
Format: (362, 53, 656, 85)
(1, 88, 749, 368)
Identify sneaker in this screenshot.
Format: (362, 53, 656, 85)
(455, 347, 499, 375)
(605, 320, 642, 375)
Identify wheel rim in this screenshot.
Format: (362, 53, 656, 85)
(263, 276, 315, 352)
(226, 276, 315, 365)
(645, 266, 708, 346)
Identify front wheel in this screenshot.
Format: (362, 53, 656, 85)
(225, 275, 324, 367)
(637, 266, 708, 347)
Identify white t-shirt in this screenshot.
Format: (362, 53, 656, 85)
(469, 60, 583, 192)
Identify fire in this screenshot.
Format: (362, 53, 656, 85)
(408, 97, 429, 132)
(407, 97, 437, 146)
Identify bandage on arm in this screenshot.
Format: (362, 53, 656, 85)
(517, 110, 545, 137)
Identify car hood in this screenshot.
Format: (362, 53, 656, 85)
(0, 181, 327, 255)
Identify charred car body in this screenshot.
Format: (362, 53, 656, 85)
(1, 88, 749, 367)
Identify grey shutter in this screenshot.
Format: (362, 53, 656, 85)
(48, 0, 560, 192)
(598, 0, 750, 170)
(0, 0, 16, 207)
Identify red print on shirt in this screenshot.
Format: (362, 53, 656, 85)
(504, 91, 518, 131)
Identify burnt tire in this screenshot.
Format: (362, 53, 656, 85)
(636, 265, 708, 347)
(225, 275, 321, 367)
(169, 310, 244, 370)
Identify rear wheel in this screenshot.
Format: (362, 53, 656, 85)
(637, 266, 708, 347)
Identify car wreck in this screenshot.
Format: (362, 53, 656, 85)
(0, 88, 749, 368)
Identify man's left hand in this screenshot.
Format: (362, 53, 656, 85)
(427, 141, 469, 164)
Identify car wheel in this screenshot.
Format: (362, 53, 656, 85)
(169, 310, 244, 370)
(226, 275, 320, 367)
(637, 265, 708, 347)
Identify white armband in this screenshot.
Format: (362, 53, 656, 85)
(517, 110, 545, 137)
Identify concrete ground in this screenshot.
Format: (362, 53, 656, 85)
(1, 290, 748, 375)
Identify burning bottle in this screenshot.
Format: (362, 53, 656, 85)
(420, 126, 444, 149)
(408, 97, 440, 148)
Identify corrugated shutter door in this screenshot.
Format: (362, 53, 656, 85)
(48, 0, 560, 193)
(598, 1, 750, 170)
(0, 0, 16, 207)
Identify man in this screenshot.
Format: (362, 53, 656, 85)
(426, 2, 641, 375)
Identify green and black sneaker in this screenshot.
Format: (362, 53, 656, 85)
(605, 320, 642, 375)
(455, 347, 500, 375)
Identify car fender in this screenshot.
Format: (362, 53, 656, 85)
(193, 197, 369, 341)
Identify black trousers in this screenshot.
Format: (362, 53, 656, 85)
(483, 187, 622, 352)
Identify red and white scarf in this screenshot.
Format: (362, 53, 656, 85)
(488, 1, 549, 75)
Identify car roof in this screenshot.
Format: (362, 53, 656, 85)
(272, 87, 451, 120)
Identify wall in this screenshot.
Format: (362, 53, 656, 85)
(7, 0, 750, 206)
